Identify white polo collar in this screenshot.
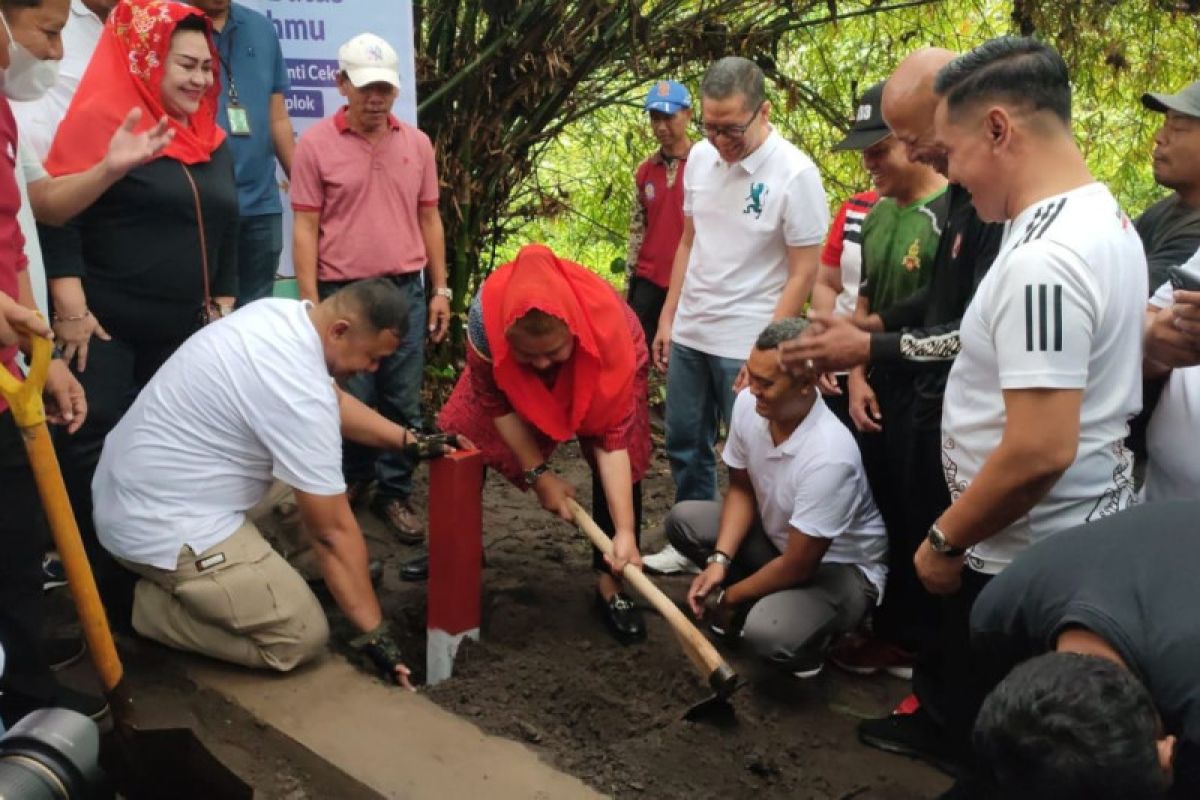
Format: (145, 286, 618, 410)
(737, 129, 781, 176)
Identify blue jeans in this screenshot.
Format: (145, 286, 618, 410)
(235, 214, 283, 308)
(319, 273, 426, 499)
(664, 341, 743, 502)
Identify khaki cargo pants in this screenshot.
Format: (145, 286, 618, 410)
(119, 520, 329, 672)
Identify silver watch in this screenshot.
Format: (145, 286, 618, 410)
(434, 287, 453, 301)
(706, 551, 733, 568)
(927, 522, 966, 557)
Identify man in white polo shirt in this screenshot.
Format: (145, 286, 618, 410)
(93, 280, 461, 690)
(857, 37, 1146, 771)
(645, 56, 828, 575)
(665, 318, 886, 677)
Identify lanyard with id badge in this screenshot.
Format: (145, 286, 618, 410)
(220, 30, 251, 136)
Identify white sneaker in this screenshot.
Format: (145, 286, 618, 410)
(792, 663, 825, 680)
(642, 544, 701, 575)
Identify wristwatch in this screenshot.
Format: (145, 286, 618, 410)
(523, 462, 550, 487)
(433, 287, 453, 301)
(706, 551, 733, 568)
(927, 522, 966, 557)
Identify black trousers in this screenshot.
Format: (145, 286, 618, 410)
(913, 568, 995, 748)
(858, 368, 947, 651)
(626, 276, 667, 351)
(0, 411, 55, 727)
(57, 334, 184, 626)
(589, 468, 643, 574)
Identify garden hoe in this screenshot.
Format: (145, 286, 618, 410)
(566, 498, 740, 727)
(0, 334, 252, 799)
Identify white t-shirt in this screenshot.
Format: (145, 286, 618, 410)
(1144, 266, 1200, 503)
(11, 0, 104, 160)
(722, 389, 888, 598)
(93, 300, 346, 570)
(15, 139, 47, 323)
(941, 183, 1146, 575)
(672, 132, 829, 360)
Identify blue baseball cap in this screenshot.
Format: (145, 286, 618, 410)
(644, 80, 692, 115)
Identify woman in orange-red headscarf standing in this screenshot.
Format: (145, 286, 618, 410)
(38, 0, 239, 610)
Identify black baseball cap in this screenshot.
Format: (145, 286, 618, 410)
(832, 81, 891, 152)
(1142, 79, 1200, 118)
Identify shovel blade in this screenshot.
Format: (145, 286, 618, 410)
(102, 726, 253, 800)
(682, 694, 738, 728)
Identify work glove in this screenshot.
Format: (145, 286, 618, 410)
(401, 431, 462, 461)
(348, 622, 407, 681)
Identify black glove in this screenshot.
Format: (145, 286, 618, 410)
(401, 431, 457, 461)
(348, 622, 406, 682)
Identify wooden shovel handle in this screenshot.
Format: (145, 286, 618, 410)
(566, 498, 731, 680)
(0, 335, 124, 692)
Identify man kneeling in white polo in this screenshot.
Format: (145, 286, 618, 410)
(92, 280, 461, 690)
(669, 317, 887, 676)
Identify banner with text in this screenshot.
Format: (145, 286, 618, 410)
(241, 0, 417, 277)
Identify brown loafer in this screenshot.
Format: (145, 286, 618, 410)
(370, 496, 424, 544)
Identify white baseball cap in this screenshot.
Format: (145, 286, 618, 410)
(338, 33, 401, 89)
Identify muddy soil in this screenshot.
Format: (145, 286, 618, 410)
(271, 438, 952, 800)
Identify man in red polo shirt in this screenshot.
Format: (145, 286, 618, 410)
(626, 79, 694, 348)
(292, 33, 450, 543)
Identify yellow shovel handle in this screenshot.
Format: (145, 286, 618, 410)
(0, 331, 51, 428)
(0, 334, 124, 692)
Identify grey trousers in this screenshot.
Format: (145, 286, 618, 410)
(665, 500, 877, 670)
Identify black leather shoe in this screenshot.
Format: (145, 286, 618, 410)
(400, 553, 429, 582)
(595, 591, 646, 644)
(44, 635, 86, 671)
(400, 551, 488, 581)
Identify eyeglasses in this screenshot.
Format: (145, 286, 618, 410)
(698, 104, 763, 140)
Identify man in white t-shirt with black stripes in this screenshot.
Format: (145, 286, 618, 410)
(858, 36, 1147, 773)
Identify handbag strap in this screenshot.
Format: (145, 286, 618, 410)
(179, 162, 212, 306)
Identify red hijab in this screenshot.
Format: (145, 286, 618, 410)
(482, 244, 637, 442)
(44, 0, 224, 176)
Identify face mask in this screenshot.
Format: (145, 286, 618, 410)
(0, 11, 60, 101)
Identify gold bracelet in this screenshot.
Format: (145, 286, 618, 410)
(53, 310, 91, 323)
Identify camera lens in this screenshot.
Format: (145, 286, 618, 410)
(0, 708, 102, 799)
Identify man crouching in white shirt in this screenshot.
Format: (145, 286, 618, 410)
(667, 317, 887, 678)
(91, 280, 465, 690)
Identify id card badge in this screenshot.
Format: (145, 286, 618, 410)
(226, 102, 251, 136)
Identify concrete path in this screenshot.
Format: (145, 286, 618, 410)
(188, 655, 603, 800)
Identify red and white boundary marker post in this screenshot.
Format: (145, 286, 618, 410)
(425, 449, 484, 685)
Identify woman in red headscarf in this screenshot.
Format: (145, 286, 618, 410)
(433, 243, 653, 643)
(37, 0, 238, 601)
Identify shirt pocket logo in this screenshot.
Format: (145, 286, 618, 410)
(743, 182, 769, 219)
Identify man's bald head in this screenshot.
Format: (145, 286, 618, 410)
(883, 48, 957, 111)
(882, 47, 957, 174)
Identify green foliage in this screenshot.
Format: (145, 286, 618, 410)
(494, 0, 1200, 280)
